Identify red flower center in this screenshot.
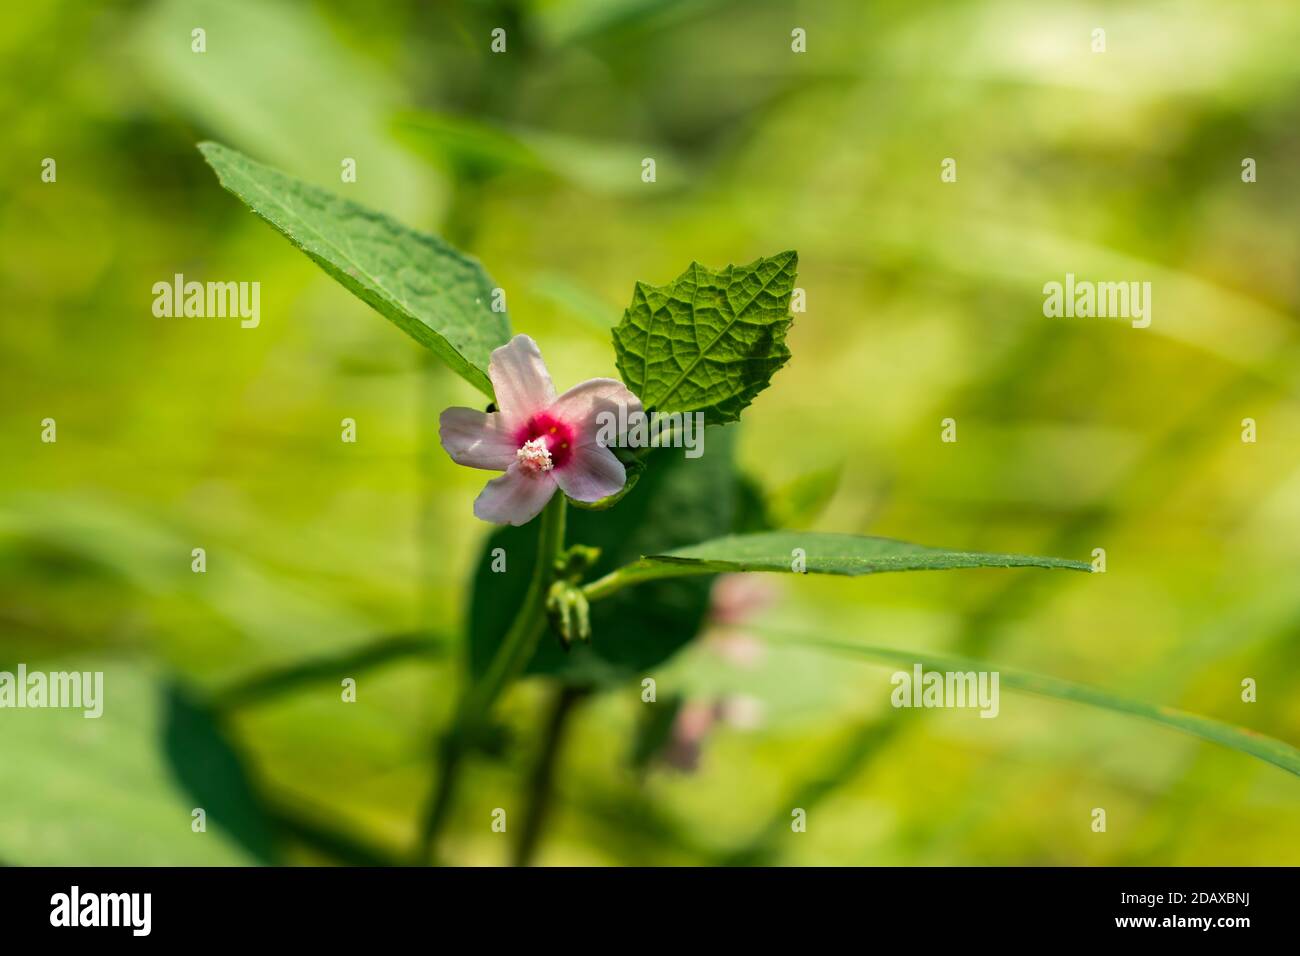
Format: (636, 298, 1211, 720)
(515, 413, 575, 469)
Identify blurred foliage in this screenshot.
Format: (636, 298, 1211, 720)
(2, 0, 1299, 865)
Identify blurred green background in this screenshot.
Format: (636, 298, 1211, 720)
(2, 0, 1299, 866)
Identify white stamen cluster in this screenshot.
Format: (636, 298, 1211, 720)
(516, 437, 554, 473)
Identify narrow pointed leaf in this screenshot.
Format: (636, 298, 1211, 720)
(797, 640, 1300, 778)
(198, 141, 509, 396)
(646, 531, 1091, 575)
(585, 531, 1090, 598)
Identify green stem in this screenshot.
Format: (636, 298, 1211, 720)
(581, 559, 702, 603)
(466, 496, 567, 717)
(417, 494, 568, 862)
(512, 684, 586, 867)
(213, 632, 441, 712)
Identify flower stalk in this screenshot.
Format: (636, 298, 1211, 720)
(581, 558, 709, 603)
(417, 493, 567, 861)
(512, 683, 588, 867)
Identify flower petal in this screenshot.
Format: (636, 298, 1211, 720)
(553, 443, 627, 502)
(548, 377, 643, 446)
(439, 407, 517, 470)
(489, 334, 556, 428)
(473, 463, 558, 525)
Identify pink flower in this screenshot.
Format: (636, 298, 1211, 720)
(703, 573, 779, 668)
(708, 573, 778, 627)
(659, 696, 766, 773)
(660, 700, 718, 772)
(439, 334, 642, 525)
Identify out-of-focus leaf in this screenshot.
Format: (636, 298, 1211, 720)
(199, 141, 509, 397)
(731, 472, 774, 533)
(522, 127, 685, 195)
(533, 0, 723, 46)
(469, 428, 738, 684)
(629, 693, 685, 770)
(0, 494, 387, 688)
(531, 272, 621, 333)
(764, 464, 842, 528)
(213, 632, 446, 710)
(393, 110, 684, 194)
(613, 252, 797, 425)
(163, 682, 277, 861)
(392, 111, 545, 179)
(0, 659, 274, 864)
(135, 0, 430, 211)
(796, 640, 1300, 778)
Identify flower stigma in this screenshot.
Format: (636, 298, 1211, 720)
(516, 436, 554, 474)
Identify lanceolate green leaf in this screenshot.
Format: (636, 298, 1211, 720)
(583, 531, 1090, 599)
(198, 142, 509, 397)
(612, 252, 796, 424)
(795, 640, 1300, 778)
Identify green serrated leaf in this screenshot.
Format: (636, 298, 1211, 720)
(584, 531, 1090, 599)
(612, 252, 796, 424)
(795, 641, 1300, 778)
(198, 141, 509, 397)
